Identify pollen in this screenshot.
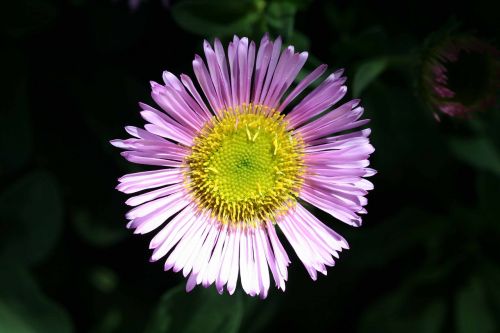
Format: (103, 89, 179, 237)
(185, 104, 305, 226)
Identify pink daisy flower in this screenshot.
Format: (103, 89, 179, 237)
(420, 34, 499, 119)
(111, 35, 375, 298)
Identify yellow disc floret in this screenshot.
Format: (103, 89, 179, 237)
(185, 104, 304, 226)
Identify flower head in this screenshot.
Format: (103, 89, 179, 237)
(111, 35, 375, 298)
(420, 34, 499, 119)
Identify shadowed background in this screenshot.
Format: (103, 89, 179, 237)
(0, 0, 499, 332)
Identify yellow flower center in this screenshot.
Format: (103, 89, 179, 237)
(185, 104, 305, 226)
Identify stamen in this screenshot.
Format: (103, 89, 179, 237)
(185, 104, 305, 226)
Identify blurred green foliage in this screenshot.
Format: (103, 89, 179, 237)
(144, 286, 244, 333)
(0, 0, 499, 332)
(0, 171, 63, 266)
(0, 268, 73, 333)
(352, 57, 389, 97)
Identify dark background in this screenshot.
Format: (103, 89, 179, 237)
(1, 0, 499, 332)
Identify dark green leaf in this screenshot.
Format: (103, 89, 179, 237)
(171, 0, 260, 38)
(360, 281, 446, 333)
(353, 57, 389, 97)
(89, 266, 119, 293)
(0, 171, 63, 266)
(287, 30, 310, 51)
(144, 285, 244, 333)
(265, 2, 296, 39)
(456, 277, 495, 333)
(89, 308, 122, 333)
(480, 261, 500, 322)
(347, 208, 447, 270)
(476, 171, 500, 229)
(73, 210, 127, 247)
(0, 267, 73, 333)
(240, 296, 279, 333)
(449, 137, 500, 176)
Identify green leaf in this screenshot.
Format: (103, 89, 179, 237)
(476, 171, 500, 229)
(456, 277, 495, 333)
(360, 291, 446, 333)
(480, 261, 500, 321)
(144, 285, 244, 333)
(89, 266, 119, 293)
(449, 137, 500, 176)
(347, 208, 447, 270)
(89, 308, 122, 333)
(171, 0, 260, 38)
(240, 297, 279, 333)
(0, 171, 63, 266)
(287, 30, 310, 51)
(359, 284, 446, 333)
(73, 210, 127, 247)
(0, 267, 73, 333)
(265, 2, 296, 39)
(353, 57, 389, 97)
